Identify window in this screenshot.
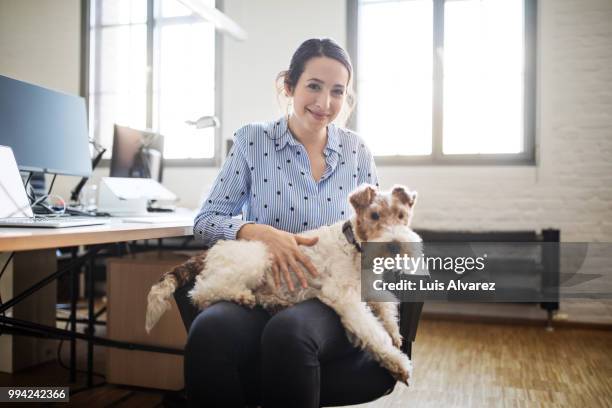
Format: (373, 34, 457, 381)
(85, 0, 218, 162)
(349, 0, 536, 164)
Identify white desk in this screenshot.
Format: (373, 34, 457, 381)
(0, 217, 194, 252)
(0, 216, 195, 377)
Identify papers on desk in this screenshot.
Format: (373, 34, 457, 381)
(121, 212, 195, 224)
(102, 177, 177, 201)
(98, 177, 178, 216)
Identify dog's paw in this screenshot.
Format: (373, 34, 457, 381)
(235, 290, 257, 308)
(398, 354, 413, 385)
(390, 331, 403, 349)
(393, 367, 410, 386)
(386, 351, 412, 386)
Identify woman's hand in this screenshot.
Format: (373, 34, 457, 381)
(237, 223, 319, 291)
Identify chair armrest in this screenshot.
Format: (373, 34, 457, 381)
(399, 302, 424, 357)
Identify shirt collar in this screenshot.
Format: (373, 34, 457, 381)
(270, 115, 343, 156)
(324, 123, 342, 156)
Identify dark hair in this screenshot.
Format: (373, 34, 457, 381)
(276, 38, 355, 116)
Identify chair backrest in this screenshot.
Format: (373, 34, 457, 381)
(174, 278, 198, 332)
(398, 302, 423, 358)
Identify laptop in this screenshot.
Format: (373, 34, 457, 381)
(0, 145, 110, 228)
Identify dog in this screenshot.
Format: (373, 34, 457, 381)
(145, 184, 422, 384)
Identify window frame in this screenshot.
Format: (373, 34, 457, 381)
(347, 0, 537, 166)
(81, 0, 223, 168)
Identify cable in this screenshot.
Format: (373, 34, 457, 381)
(5, 193, 49, 218)
(70, 141, 106, 203)
(47, 174, 57, 196)
(0, 177, 66, 217)
(34, 173, 59, 214)
(24, 172, 33, 193)
(35, 195, 66, 216)
(23, 174, 65, 216)
(24, 172, 36, 202)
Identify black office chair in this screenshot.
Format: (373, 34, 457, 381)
(173, 279, 423, 407)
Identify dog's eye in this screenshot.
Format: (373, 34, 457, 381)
(370, 211, 380, 220)
(398, 213, 404, 219)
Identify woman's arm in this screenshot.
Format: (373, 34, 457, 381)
(193, 130, 253, 247)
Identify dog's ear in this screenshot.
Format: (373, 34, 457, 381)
(349, 184, 377, 210)
(392, 185, 417, 207)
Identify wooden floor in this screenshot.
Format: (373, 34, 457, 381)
(354, 320, 612, 408)
(1, 318, 611, 407)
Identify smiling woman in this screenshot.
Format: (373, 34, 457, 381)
(185, 38, 396, 408)
(277, 38, 356, 131)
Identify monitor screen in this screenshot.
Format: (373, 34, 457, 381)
(0, 75, 92, 177)
(110, 124, 164, 182)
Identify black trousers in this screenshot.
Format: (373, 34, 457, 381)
(184, 298, 396, 408)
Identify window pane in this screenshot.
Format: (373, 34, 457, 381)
(99, 0, 147, 25)
(92, 24, 147, 151)
(154, 22, 216, 159)
(98, 25, 147, 94)
(160, 0, 215, 18)
(90, 0, 218, 160)
(357, 0, 433, 156)
(97, 92, 147, 149)
(160, 0, 193, 18)
(443, 0, 524, 154)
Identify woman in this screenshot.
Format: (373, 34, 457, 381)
(187, 38, 394, 408)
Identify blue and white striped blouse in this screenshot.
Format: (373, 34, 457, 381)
(193, 115, 379, 247)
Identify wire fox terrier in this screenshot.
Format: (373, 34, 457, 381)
(145, 184, 422, 384)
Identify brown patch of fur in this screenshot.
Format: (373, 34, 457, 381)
(349, 185, 376, 209)
(355, 197, 392, 241)
(391, 185, 416, 207)
(159, 251, 207, 287)
(390, 204, 409, 225)
(353, 186, 416, 241)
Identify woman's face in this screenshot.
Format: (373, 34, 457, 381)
(286, 56, 350, 135)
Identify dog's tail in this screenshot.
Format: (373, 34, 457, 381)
(145, 273, 178, 333)
(145, 252, 207, 333)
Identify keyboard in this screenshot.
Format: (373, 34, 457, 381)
(0, 216, 111, 228)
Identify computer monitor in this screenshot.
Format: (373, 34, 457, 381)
(0, 75, 92, 177)
(110, 124, 164, 182)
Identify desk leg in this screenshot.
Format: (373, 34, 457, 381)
(87, 256, 95, 387)
(69, 248, 78, 383)
(0, 250, 57, 373)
